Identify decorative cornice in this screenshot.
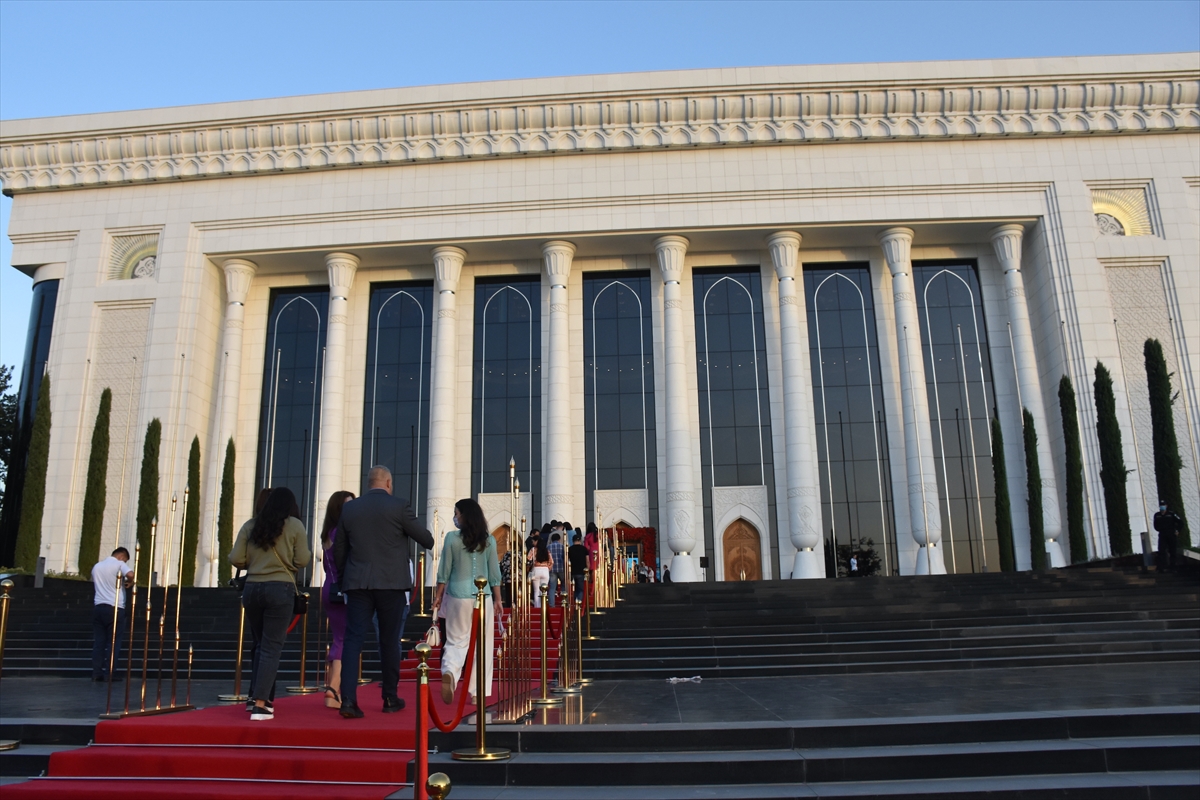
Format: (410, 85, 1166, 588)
(4, 66, 1196, 195)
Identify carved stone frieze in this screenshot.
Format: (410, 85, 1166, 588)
(4, 67, 1196, 194)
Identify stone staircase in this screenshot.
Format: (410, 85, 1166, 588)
(419, 706, 1200, 799)
(581, 567, 1200, 678)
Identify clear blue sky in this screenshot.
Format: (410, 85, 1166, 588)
(2, 0, 1198, 382)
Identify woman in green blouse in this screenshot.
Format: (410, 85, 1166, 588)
(432, 498, 503, 705)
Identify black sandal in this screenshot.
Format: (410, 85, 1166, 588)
(323, 686, 342, 708)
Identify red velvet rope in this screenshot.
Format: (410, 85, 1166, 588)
(428, 607, 480, 733)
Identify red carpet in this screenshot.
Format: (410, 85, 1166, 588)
(7, 609, 562, 799)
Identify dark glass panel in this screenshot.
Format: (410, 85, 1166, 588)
(914, 262, 1000, 574)
(694, 268, 778, 581)
(583, 273, 658, 531)
(363, 283, 433, 512)
(806, 265, 897, 576)
(473, 278, 541, 497)
(255, 289, 329, 538)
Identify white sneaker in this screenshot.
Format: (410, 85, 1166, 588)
(250, 704, 274, 721)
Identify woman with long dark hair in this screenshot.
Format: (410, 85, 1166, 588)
(528, 537, 553, 608)
(319, 490, 355, 709)
(431, 498, 503, 705)
(230, 486, 310, 720)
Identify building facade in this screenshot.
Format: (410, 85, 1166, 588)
(2, 53, 1198, 586)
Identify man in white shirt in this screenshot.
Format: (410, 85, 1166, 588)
(91, 548, 133, 681)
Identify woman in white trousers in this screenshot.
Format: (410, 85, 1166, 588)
(432, 498, 504, 705)
(528, 537, 553, 608)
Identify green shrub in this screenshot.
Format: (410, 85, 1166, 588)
(217, 439, 235, 585)
(181, 436, 200, 586)
(135, 419, 161, 585)
(1023, 409, 1046, 570)
(1094, 362, 1132, 555)
(1144, 339, 1191, 547)
(991, 411, 1015, 572)
(14, 374, 51, 572)
(78, 388, 113, 575)
(1058, 376, 1088, 563)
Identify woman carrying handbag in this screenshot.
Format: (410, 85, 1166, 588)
(431, 499, 504, 705)
(229, 487, 311, 720)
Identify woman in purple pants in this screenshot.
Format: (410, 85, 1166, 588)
(320, 490, 355, 708)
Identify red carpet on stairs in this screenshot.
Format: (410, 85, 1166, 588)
(8, 609, 564, 799)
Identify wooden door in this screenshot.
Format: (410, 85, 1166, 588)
(722, 519, 762, 581)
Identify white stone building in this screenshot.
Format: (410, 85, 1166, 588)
(2, 53, 1197, 587)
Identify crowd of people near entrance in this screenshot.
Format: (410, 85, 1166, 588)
(202, 467, 663, 722)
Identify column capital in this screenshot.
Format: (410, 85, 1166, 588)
(432, 246, 467, 292)
(221, 258, 257, 304)
(989, 224, 1025, 272)
(654, 235, 689, 282)
(324, 252, 359, 296)
(541, 240, 576, 286)
(877, 227, 914, 277)
(767, 231, 803, 281)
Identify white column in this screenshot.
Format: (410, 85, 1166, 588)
(202, 258, 256, 586)
(542, 241, 576, 524)
(879, 228, 946, 575)
(991, 224, 1066, 567)
(317, 252, 359, 523)
(655, 235, 699, 582)
(767, 232, 825, 579)
(425, 246, 465, 556)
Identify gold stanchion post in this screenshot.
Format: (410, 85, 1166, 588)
(287, 598, 319, 693)
(103, 570, 123, 715)
(0, 579, 18, 751)
(452, 577, 510, 761)
(358, 651, 369, 684)
(139, 519, 158, 713)
(122, 544, 141, 713)
(217, 599, 248, 702)
(532, 586, 562, 707)
(170, 487, 189, 706)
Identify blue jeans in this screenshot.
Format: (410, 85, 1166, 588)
(242, 581, 294, 703)
(91, 603, 125, 678)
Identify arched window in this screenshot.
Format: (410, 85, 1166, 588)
(805, 264, 896, 576)
(363, 283, 432, 509)
(473, 277, 541, 497)
(916, 262, 999, 574)
(256, 289, 328, 534)
(584, 272, 658, 528)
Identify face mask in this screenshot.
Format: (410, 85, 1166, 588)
(1160, 506, 1167, 512)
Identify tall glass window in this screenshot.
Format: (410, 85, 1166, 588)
(915, 261, 999, 573)
(0, 279, 59, 565)
(255, 289, 328, 534)
(583, 272, 658, 528)
(362, 282, 433, 511)
(473, 277, 541, 499)
(805, 264, 896, 576)
(693, 268, 777, 574)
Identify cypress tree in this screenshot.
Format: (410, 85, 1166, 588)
(134, 419, 162, 585)
(1094, 362, 1132, 555)
(991, 411, 1015, 572)
(1023, 409, 1047, 570)
(78, 388, 113, 575)
(14, 374, 51, 571)
(1058, 376, 1089, 563)
(1144, 339, 1191, 547)
(181, 436, 201, 586)
(217, 438, 235, 585)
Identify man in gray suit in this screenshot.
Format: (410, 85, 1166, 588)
(334, 465, 434, 717)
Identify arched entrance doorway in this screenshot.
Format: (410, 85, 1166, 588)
(722, 519, 761, 581)
(492, 524, 510, 560)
